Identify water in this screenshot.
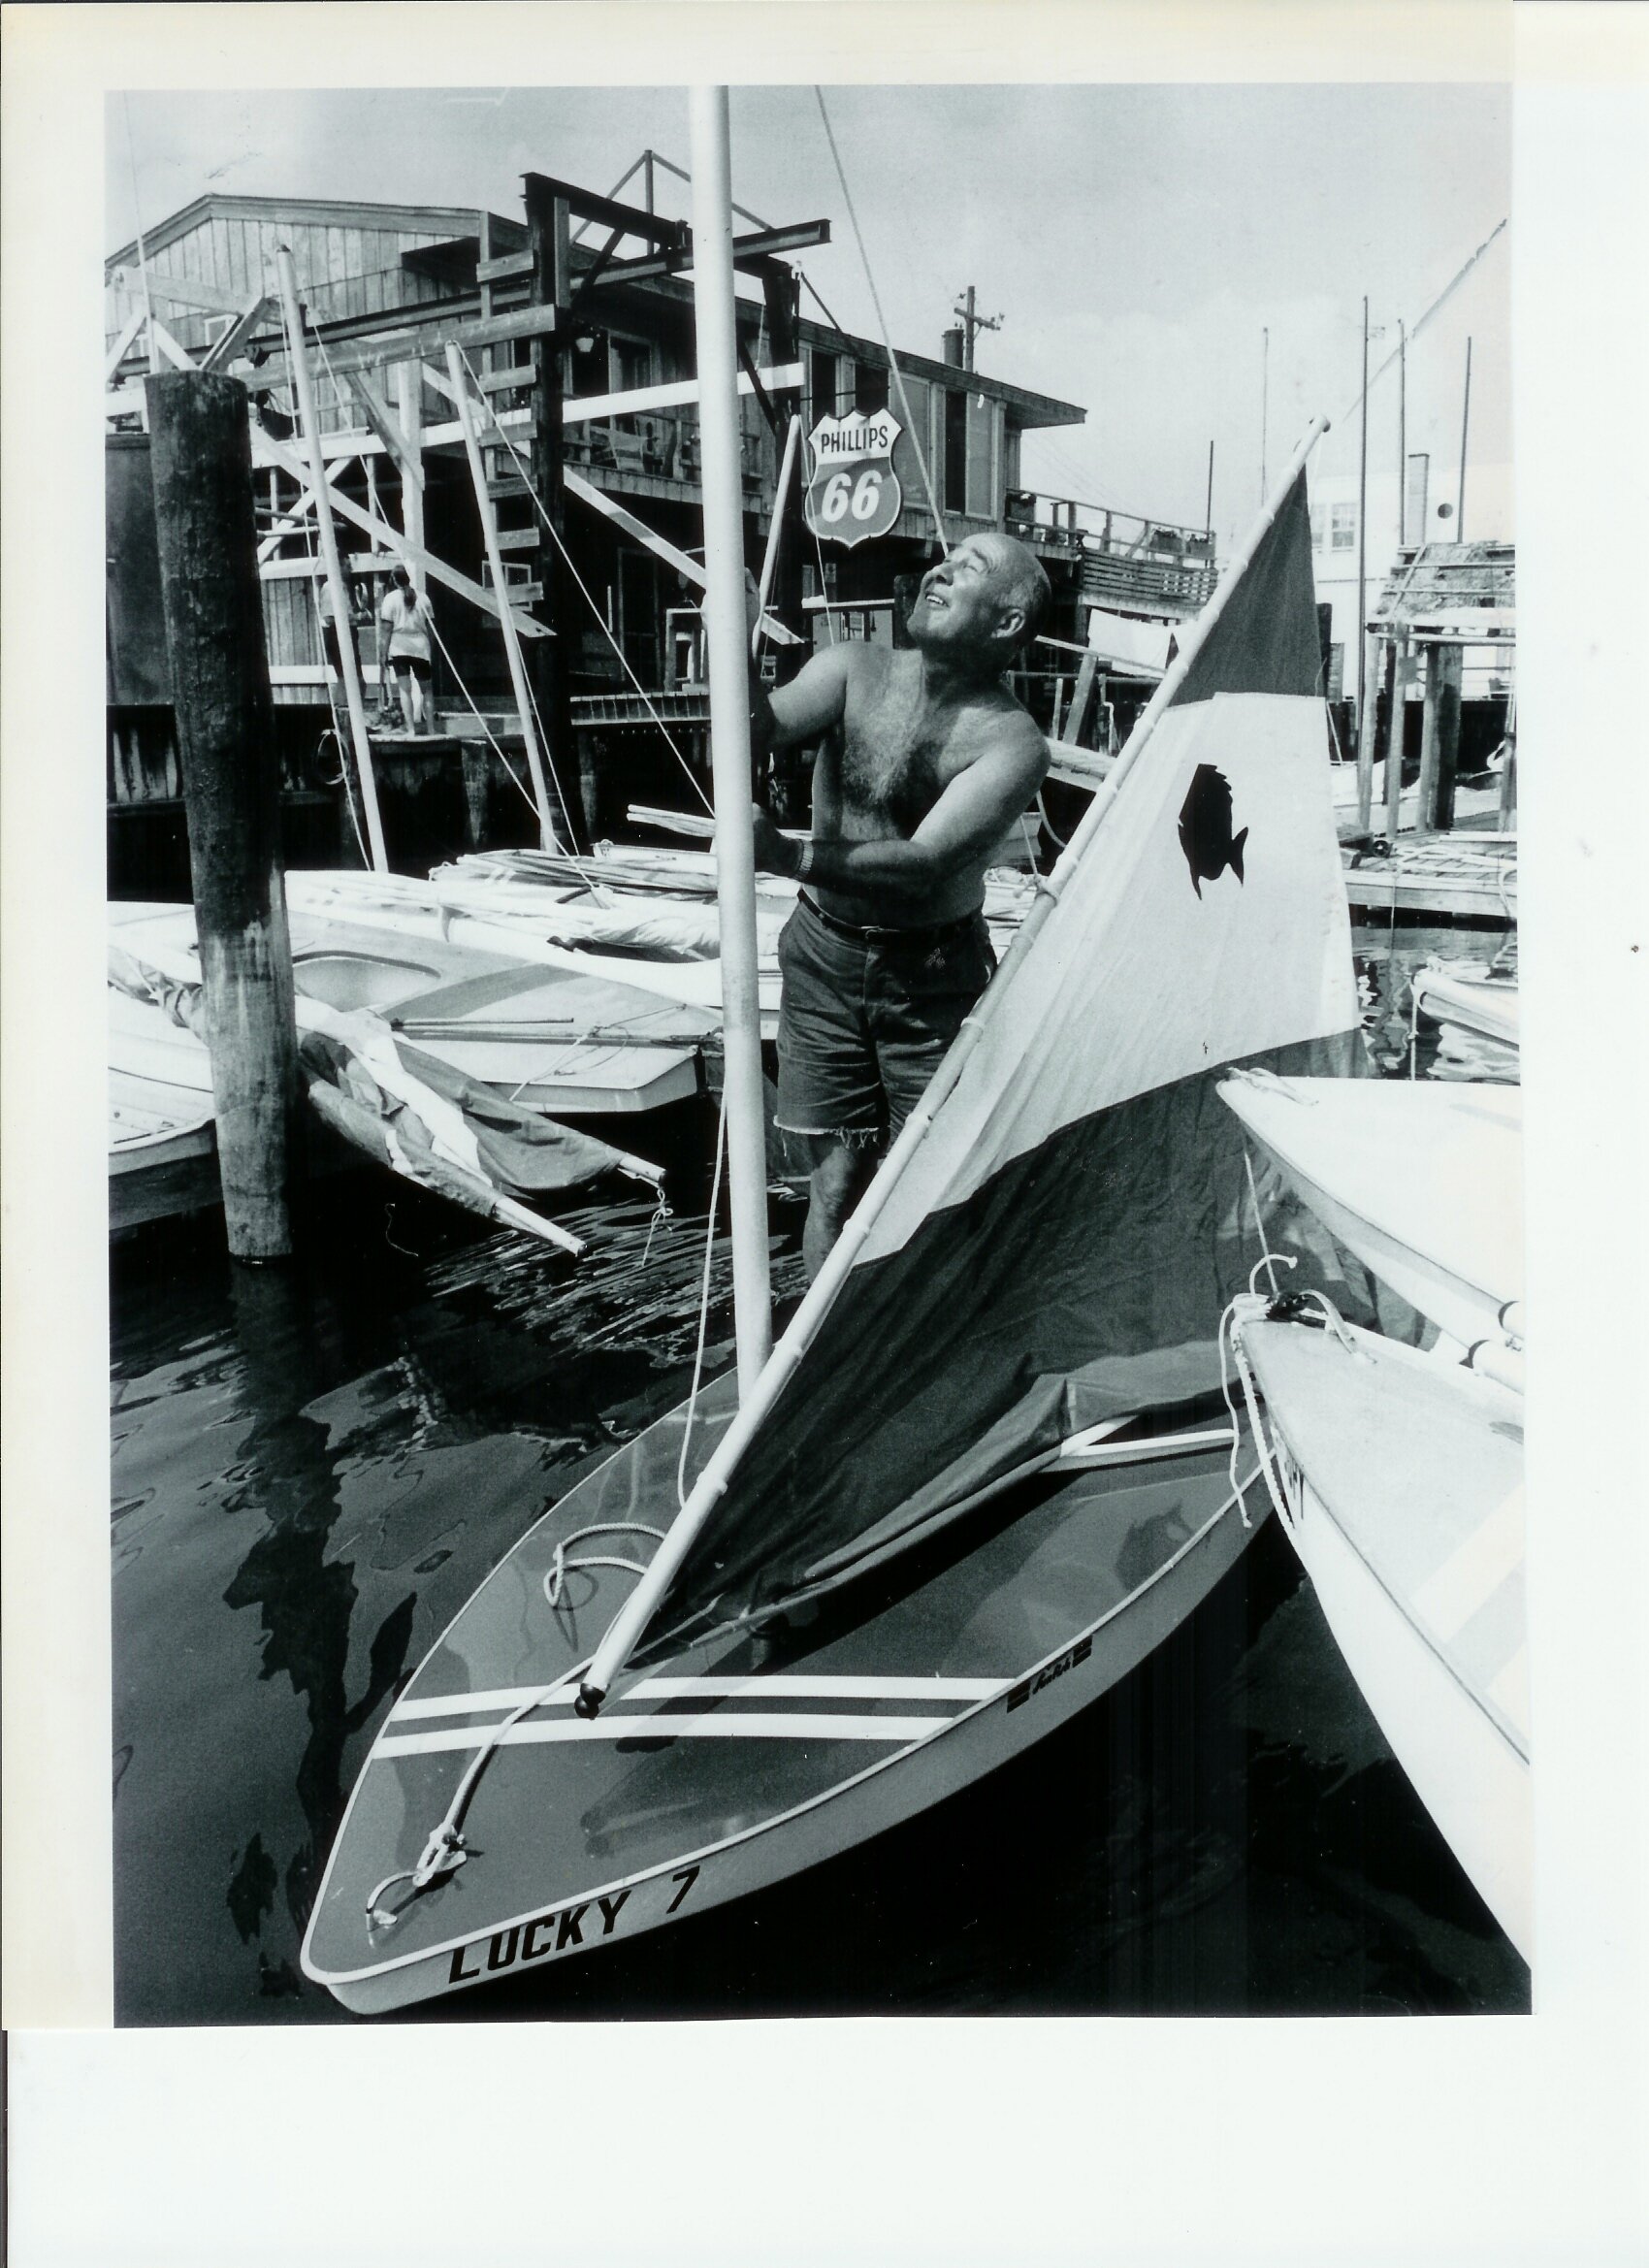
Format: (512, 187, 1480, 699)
(111, 930, 1527, 2025)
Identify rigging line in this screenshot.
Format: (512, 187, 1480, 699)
(797, 270, 845, 336)
(422, 608, 552, 829)
(676, 1085, 729, 1513)
(303, 545, 372, 866)
(812, 89, 949, 556)
(457, 346, 715, 818)
(1335, 218, 1507, 427)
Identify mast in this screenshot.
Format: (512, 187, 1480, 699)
(1457, 335, 1473, 537)
(576, 415, 1330, 1715)
(275, 248, 388, 873)
(689, 85, 773, 1398)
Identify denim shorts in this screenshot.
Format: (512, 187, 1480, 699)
(774, 892, 995, 1149)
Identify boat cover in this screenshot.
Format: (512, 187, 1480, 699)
(632, 470, 1365, 1644)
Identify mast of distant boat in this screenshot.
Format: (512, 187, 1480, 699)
(689, 85, 773, 1396)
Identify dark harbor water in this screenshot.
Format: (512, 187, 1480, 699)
(110, 926, 1528, 2025)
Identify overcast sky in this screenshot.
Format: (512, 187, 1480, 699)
(113, 81, 1509, 550)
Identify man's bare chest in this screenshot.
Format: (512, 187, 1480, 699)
(836, 670, 968, 833)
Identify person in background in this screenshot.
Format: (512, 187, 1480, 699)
(377, 567, 437, 737)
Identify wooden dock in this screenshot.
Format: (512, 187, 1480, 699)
(1342, 834, 1517, 924)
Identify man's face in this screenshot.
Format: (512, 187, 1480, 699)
(909, 535, 1022, 658)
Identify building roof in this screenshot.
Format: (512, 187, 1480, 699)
(105, 193, 501, 275)
(106, 190, 1084, 432)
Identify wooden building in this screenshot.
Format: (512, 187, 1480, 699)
(106, 176, 1214, 874)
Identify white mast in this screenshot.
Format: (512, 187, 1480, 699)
(275, 247, 389, 873)
(689, 85, 772, 1398)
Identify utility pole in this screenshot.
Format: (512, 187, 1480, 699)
(1457, 335, 1473, 538)
(1205, 438, 1214, 534)
(1397, 317, 1407, 547)
(952, 285, 1002, 373)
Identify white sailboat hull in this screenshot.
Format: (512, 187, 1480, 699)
(1236, 1314, 1530, 1961)
(1220, 1070, 1522, 1348)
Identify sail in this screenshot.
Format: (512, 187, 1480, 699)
(638, 463, 1360, 1647)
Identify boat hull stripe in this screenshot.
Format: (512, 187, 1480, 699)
(388, 1674, 1009, 1721)
(374, 1712, 953, 1758)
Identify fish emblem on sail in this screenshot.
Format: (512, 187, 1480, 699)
(1177, 763, 1248, 898)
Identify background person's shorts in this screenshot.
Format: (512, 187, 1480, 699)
(775, 893, 994, 1148)
(390, 653, 432, 680)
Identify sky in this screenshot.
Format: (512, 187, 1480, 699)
(113, 79, 1510, 557)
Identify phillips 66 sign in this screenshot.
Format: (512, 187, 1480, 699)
(802, 410, 903, 547)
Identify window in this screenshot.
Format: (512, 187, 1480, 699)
(809, 349, 838, 422)
(965, 394, 995, 518)
(943, 388, 967, 515)
(1309, 506, 1325, 550)
(1330, 502, 1357, 552)
(854, 360, 888, 415)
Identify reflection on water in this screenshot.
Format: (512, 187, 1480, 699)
(112, 931, 1528, 2025)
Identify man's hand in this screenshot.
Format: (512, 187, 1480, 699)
(751, 804, 800, 878)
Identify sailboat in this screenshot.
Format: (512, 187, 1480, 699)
(301, 93, 1363, 2013)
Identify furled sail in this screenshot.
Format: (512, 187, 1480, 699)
(591, 449, 1361, 1686)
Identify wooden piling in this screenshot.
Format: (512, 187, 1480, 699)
(1414, 640, 1442, 834)
(1354, 629, 1381, 832)
(146, 368, 299, 1259)
(1434, 643, 1464, 831)
(1383, 635, 1408, 838)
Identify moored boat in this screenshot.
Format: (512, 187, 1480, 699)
(1219, 1068, 1522, 1351)
(1410, 958, 1520, 1052)
(111, 897, 713, 1118)
(1229, 1303, 1530, 1960)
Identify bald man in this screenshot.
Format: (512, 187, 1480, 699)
(751, 531, 1052, 1276)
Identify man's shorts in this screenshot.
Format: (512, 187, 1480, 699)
(775, 891, 995, 1150)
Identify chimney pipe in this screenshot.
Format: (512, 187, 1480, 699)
(942, 327, 964, 368)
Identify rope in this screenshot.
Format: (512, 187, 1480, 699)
(1242, 1147, 1281, 1296)
(422, 604, 559, 831)
(813, 90, 949, 556)
(304, 554, 372, 867)
(365, 1654, 593, 1930)
(455, 346, 714, 819)
(543, 1521, 668, 1609)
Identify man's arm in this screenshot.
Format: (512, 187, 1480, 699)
(754, 715, 1049, 911)
(750, 643, 853, 762)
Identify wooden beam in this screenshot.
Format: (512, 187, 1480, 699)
(203, 292, 275, 373)
(477, 249, 536, 284)
(104, 308, 148, 383)
(113, 266, 250, 319)
(345, 370, 425, 488)
(251, 426, 550, 636)
(589, 218, 830, 291)
(447, 340, 558, 847)
(561, 362, 802, 426)
(564, 469, 801, 645)
(522, 170, 689, 251)
(147, 317, 200, 373)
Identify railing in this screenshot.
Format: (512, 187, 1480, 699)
(562, 405, 765, 490)
(1005, 490, 1215, 565)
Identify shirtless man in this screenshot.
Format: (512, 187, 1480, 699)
(751, 531, 1051, 1277)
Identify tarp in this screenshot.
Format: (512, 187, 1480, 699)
(634, 469, 1363, 1645)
